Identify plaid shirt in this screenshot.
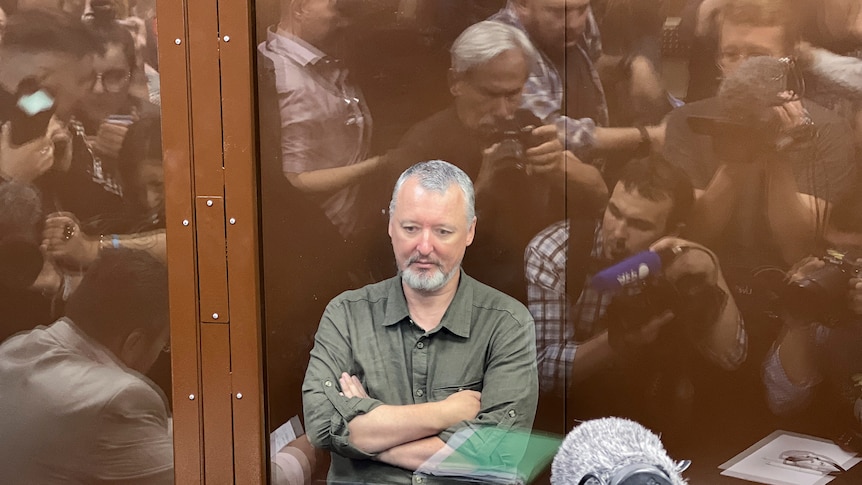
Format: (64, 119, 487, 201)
(526, 220, 749, 395)
(490, 2, 608, 159)
(525, 220, 614, 394)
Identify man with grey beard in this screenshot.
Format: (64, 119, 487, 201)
(302, 160, 538, 484)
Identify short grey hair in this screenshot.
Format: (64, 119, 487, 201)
(450, 20, 538, 74)
(389, 160, 476, 224)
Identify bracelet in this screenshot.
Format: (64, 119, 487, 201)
(99, 234, 120, 251)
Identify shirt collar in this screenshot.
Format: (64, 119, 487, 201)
(591, 221, 604, 259)
(49, 317, 173, 413)
(266, 26, 329, 68)
(381, 270, 473, 339)
(496, 1, 527, 31)
(49, 317, 126, 369)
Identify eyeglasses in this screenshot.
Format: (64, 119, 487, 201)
(778, 450, 846, 475)
(90, 68, 131, 93)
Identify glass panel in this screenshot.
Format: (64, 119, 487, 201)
(0, 2, 172, 483)
(256, 0, 862, 484)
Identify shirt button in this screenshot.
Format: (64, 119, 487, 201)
(415, 477, 424, 484)
(324, 380, 332, 387)
(416, 389, 424, 397)
(416, 341, 425, 349)
(507, 409, 517, 418)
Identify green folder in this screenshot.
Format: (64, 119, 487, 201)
(416, 427, 563, 484)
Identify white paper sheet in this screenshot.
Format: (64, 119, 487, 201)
(269, 415, 304, 459)
(719, 430, 861, 485)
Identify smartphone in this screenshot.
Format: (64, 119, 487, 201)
(10, 89, 56, 147)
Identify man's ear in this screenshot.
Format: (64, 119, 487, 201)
(466, 216, 477, 247)
(448, 69, 462, 97)
(119, 329, 145, 365)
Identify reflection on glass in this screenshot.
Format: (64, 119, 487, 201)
(257, 0, 862, 483)
(0, 3, 170, 484)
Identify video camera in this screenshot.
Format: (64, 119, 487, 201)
(594, 248, 727, 344)
(686, 56, 814, 162)
(782, 249, 862, 327)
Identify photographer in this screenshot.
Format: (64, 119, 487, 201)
(0, 11, 101, 185)
(763, 192, 862, 441)
(664, 0, 856, 288)
(382, 20, 607, 301)
(489, 0, 667, 168)
(526, 157, 746, 438)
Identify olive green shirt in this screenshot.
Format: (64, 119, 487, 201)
(302, 271, 538, 484)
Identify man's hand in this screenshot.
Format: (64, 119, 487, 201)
(787, 256, 825, 285)
(340, 371, 481, 424)
(339, 372, 370, 399)
(440, 389, 482, 425)
(646, 120, 666, 155)
(783, 256, 827, 329)
(773, 97, 811, 132)
(47, 116, 72, 173)
(0, 122, 54, 183)
(609, 310, 675, 354)
(29, 247, 61, 296)
(524, 124, 564, 175)
(93, 120, 132, 160)
(771, 95, 816, 154)
(651, 237, 720, 285)
(42, 212, 100, 269)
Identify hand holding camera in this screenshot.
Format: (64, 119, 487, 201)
(480, 109, 548, 172)
(600, 239, 728, 352)
(0, 121, 54, 183)
(651, 237, 720, 286)
(783, 250, 862, 327)
(523, 124, 565, 176)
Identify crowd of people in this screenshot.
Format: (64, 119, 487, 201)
(1, 0, 862, 483)
(260, 0, 862, 482)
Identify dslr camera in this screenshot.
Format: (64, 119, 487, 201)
(783, 249, 862, 327)
(480, 109, 543, 167)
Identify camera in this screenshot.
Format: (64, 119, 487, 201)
(782, 249, 862, 327)
(687, 56, 814, 162)
(480, 109, 542, 166)
(604, 272, 725, 346)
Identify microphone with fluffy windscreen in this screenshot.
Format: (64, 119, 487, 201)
(551, 417, 689, 485)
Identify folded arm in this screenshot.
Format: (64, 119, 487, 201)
(341, 372, 480, 455)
